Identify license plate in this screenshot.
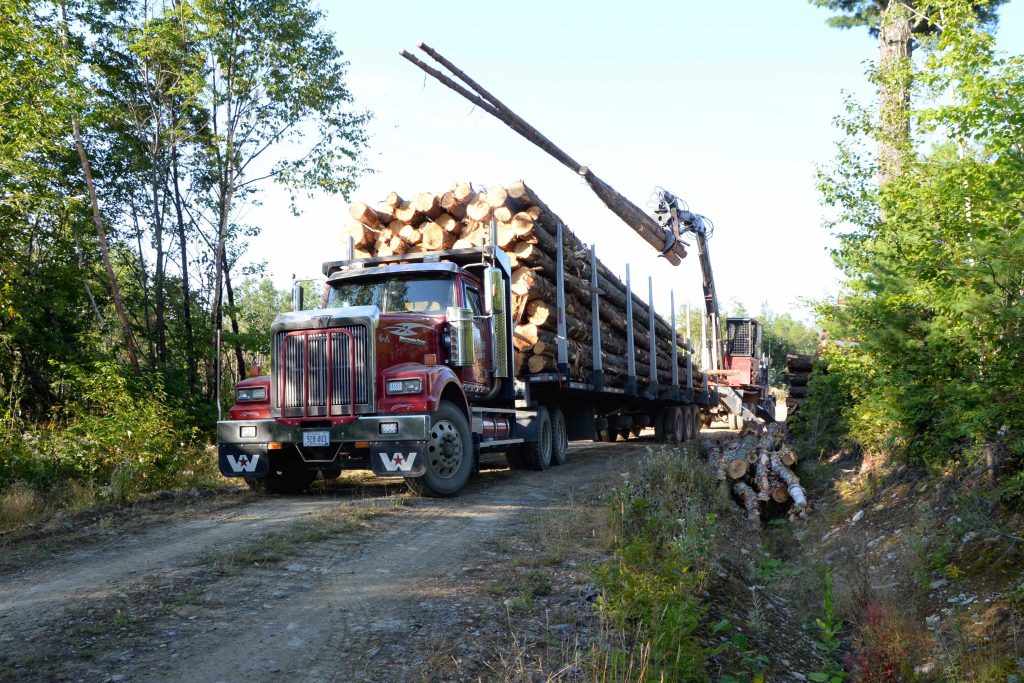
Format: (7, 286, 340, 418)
(302, 431, 330, 447)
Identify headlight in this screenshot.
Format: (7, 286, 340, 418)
(386, 378, 423, 395)
(236, 386, 268, 402)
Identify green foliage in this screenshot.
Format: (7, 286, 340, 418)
(712, 619, 771, 683)
(814, 0, 1024, 474)
(757, 303, 819, 383)
(0, 361, 216, 502)
(225, 277, 289, 361)
(595, 446, 719, 682)
(788, 360, 853, 459)
(808, 568, 848, 682)
(0, 0, 369, 515)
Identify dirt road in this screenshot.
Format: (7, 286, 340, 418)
(0, 440, 650, 682)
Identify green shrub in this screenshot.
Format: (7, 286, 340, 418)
(594, 445, 719, 682)
(0, 361, 216, 503)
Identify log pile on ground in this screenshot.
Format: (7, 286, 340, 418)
(344, 180, 698, 385)
(706, 422, 809, 524)
(784, 353, 815, 415)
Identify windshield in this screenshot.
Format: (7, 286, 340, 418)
(326, 276, 454, 314)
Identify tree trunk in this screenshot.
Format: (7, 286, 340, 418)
(222, 249, 246, 380)
(71, 115, 141, 372)
(878, 1, 914, 184)
(152, 147, 167, 364)
(171, 134, 198, 393)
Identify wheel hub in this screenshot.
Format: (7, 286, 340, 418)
(428, 421, 462, 478)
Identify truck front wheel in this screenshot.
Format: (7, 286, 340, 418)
(406, 401, 473, 498)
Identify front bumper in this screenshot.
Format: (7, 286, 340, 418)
(217, 415, 430, 478)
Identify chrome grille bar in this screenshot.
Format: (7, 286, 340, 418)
(277, 325, 369, 418)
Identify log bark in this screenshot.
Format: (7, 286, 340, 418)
(770, 454, 808, 517)
(732, 482, 761, 523)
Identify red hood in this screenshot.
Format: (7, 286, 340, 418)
(375, 313, 443, 376)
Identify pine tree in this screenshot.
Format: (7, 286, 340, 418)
(809, 0, 1005, 181)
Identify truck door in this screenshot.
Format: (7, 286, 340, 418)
(460, 280, 492, 392)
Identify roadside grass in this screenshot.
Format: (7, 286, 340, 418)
(593, 442, 721, 681)
(475, 441, 732, 683)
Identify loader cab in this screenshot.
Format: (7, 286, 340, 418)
(723, 317, 766, 388)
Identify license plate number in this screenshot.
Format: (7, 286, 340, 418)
(302, 431, 330, 447)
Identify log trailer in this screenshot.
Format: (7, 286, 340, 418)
(217, 221, 712, 496)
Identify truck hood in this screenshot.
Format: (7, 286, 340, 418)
(270, 305, 380, 334)
(375, 313, 443, 371)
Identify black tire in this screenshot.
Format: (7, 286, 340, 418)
(597, 428, 616, 442)
(264, 454, 315, 495)
(653, 408, 667, 442)
(406, 401, 474, 497)
(510, 406, 551, 471)
(689, 406, 702, 440)
(663, 406, 685, 445)
(618, 428, 631, 441)
(549, 407, 568, 466)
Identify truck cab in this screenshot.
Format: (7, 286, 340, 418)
(216, 247, 540, 497)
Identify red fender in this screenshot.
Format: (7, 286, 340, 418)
(378, 363, 467, 417)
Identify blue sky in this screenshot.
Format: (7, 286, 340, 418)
(246, 1, 1024, 323)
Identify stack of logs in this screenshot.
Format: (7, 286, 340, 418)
(785, 353, 814, 415)
(706, 423, 810, 523)
(343, 180, 696, 384)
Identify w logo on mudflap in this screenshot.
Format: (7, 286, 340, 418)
(226, 453, 261, 473)
(379, 452, 417, 472)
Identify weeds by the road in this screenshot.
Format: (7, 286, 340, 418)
(593, 442, 721, 682)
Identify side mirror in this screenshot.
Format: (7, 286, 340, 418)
(446, 307, 475, 366)
(292, 282, 304, 312)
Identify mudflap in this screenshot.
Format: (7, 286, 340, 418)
(218, 444, 269, 478)
(369, 441, 428, 477)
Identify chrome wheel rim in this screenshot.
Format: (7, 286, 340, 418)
(427, 420, 462, 479)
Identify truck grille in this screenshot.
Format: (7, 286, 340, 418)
(276, 326, 370, 417)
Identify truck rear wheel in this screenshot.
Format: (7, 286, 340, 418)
(508, 406, 551, 471)
(549, 407, 568, 466)
(406, 401, 473, 498)
(689, 406, 702, 440)
(662, 406, 685, 445)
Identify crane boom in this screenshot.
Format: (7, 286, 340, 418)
(653, 189, 723, 371)
(400, 43, 688, 265)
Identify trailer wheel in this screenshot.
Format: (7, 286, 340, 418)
(509, 406, 552, 471)
(407, 401, 473, 497)
(663, 406, 685, 445)
(264, 454, 315, 495)
(549, 407, 568, 466)
(689, 406, 703, 440)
